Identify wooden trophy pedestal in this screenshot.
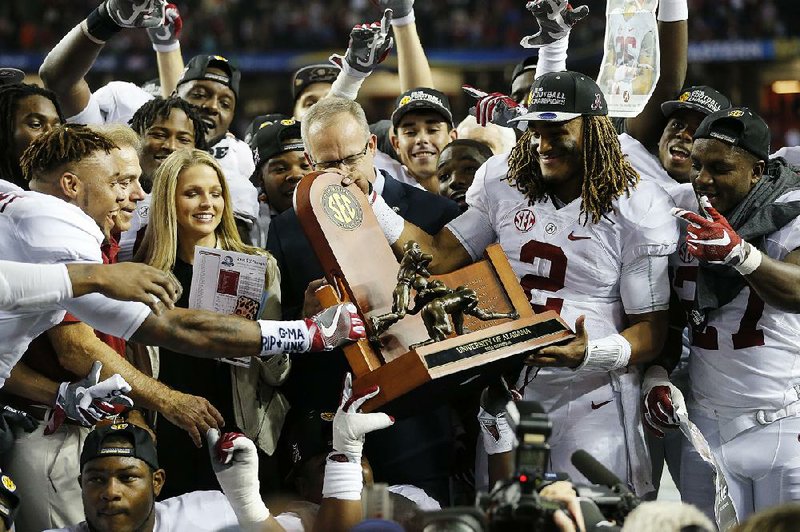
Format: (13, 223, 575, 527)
(297, 172, 573, 416)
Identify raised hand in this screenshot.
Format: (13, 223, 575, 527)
(146, 2, 182, 51)
(330, 9, 394, 79)
(463, 85, 526, 128)
(105, 0, 166, 28)
(520, 0, 589, 49)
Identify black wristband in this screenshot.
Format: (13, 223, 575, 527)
(85, 2, 122, 42)
(0, 473, 19, 531)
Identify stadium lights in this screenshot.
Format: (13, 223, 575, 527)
(772, 80, 800, 94)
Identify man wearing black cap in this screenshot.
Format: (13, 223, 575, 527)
(365, 71, 679, 494)
(510, 56, 538, 105)
(644, 107, 800, 519)
(39, 3, 260, 226)
(248, 117, 311, 247)
(291, 65, 340, 121)
(389, 87, 458, 193)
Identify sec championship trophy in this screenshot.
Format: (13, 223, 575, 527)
(296, 172, 573, 415)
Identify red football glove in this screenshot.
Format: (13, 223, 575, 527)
(671, 196, 748, 266)
(304, 303, 365, 352)
(147, 2, 182, 52)
(641, 366, 685, 438)
(463, 85, 524, 128)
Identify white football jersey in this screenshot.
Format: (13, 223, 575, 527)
(618, 132, 697, 211)
(671, 189, 800, 417)
(0, 191, 149, 386)
(69, 82, 259, 222)
(448, 153, 678, 396)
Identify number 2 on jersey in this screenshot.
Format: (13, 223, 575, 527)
(519, 240, 567, 314)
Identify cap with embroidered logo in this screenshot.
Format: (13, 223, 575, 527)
(661, 86, 731, 118)
(694, 107, 770, 162)
(510, 70, 607, 123)
(177, 55, 241, 100)
(391, 87, 454, 128)
(80, 422, 159, 471)
(292, 64, 340, 101)
(250, 117, 304, 170)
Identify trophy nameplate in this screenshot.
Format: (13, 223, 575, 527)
(296, 172, 573, 415)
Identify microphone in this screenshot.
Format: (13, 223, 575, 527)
(571, 449, 629, 492)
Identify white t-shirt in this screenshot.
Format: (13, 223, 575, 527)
(68, 81, 259, 222)
(0, 190, 150, 386)
(670, 189, 800, 418)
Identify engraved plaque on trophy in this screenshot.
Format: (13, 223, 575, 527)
(296, 171, 573, 416)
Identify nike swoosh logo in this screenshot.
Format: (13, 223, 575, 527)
(567, 231, 591, 241)
(591, 400, 612, 410)
(320, 306, 344, 337)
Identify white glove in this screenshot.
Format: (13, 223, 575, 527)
(642, 366, 686, 438)
(146, 2, 182, 52)
(45, 361, 133, 435)
(206, 429, 270, 532)
(520, 0, 589, 48)
(329, 10, 394, 79)
(332, 373, 394, 463)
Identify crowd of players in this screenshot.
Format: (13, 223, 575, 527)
(0, 0, 799, 531)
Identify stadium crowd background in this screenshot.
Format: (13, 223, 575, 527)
(1, 0, 798, 146)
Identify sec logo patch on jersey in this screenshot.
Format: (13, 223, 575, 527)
(514, 209, 536, 232)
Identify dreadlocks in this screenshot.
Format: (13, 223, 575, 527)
(0, 83, 64, 187)
(19, 124, 117, 182)
(505, 116, 640, 224)
(129, 96, 208, 150)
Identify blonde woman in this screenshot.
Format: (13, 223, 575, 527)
(137, 149, 290, 498)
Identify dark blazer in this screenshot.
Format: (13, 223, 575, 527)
(266, 171, 461, 502)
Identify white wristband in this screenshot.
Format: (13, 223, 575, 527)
(322, 458, 364, 500)
(733, 245, 762, 276)
(578, 333, 632, 372)
(391, 9, 415, 27)
(657, 0, 688, 22)
(370, 193, 405, 245)
(79, 19, 107, 44)
(258, 319, 310, 355)
(152, 41, 180, 53)
(329, 68, 367, 100)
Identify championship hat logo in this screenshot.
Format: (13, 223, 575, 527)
(678, 91, 690, 102)
(110, 422, 129, 430)
(399, 96, 411, 107)
(1, 475, 15, 493)
(280, 119, 297, 126)
(728, 109, 744, 117)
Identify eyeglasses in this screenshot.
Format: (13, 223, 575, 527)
(310, 141, 370, 171)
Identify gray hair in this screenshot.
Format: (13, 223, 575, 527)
(621, 501, 715, 532)
(300, 96, 370, 154)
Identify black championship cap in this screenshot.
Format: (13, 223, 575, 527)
(694, 107, 770, 162)
(510, 56, 537, 84)
(250, 117, 304, 170)
(80, 422, 159, 471)
(244, 113, 289, 144)
(510, 70, 607, 123)
(391, 87, 454, 128)
(285, 411, 334, 478)
(291, 64, 339, 101)
(177, 55, 241, 100)
(661, 86, 732, 117)
(0, 68, 24, 87)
